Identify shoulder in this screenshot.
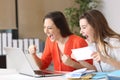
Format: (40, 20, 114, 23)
(68, 34, 88, 46)
(105, 37, 120, 61)
(69, 34, 83, 39)
(69, 34, 86, 42)
(105, 37, 120, 47)
(45, 37, 50, 43)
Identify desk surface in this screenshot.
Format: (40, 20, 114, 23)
(0, 74, 64, 80)
(0, 69, 65, 80)
(0, 69, 106, 80)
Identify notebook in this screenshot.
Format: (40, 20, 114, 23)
(4, 47, 64, 77)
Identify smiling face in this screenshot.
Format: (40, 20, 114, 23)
(43, 18, 61, 42)
(79, 18, 95, 43)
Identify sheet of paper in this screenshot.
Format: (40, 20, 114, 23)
(72, 46, 95, 61)
(64, 68, 87, 78)
(64, 68, 95, 78)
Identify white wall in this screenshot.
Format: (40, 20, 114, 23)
(99, 0, 120, 34)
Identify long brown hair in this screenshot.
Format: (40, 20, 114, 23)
(79, 10, 120, 55)
(43, 11, 72, 37)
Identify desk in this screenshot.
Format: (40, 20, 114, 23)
(0, 69, 106, 80)
(0, 74, 64, 80)
(0, 69, 65, 80)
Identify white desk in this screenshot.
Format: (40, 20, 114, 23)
(0, 74, 64, 80)
(0, 69, 65, 80)
(0, 69, 106, 80)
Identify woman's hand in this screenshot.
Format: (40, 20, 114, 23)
(61, 54, 84, 69)
(28, 45, 37, 54)
(91, 52, 107, 62)
(61, 54, 72, 66)
(62, 54, 96, 70)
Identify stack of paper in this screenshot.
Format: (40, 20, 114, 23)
(64, 68, 95, 78)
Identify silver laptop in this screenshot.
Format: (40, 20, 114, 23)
(4, 47, 63, 77)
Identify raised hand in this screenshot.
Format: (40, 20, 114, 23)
(61, 54, 72, 66)
(28, 45, 37, 54)
(91, 52, 108, 62)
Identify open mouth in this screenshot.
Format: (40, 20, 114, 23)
(48, 34, 53, 38)
(82, 33, 93, 43)
(84, 35, 89, 41)
(48, 34, 55, 41)
(82, 34, 88, 39)
(85, 35, 88, 39)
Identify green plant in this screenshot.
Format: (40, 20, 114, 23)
(64, 0, 100, 35)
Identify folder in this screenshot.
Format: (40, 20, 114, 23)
(29, 39, 34, 46)
(2, 33, 7, 55)
(34, 38, 40, 53)
(12, 39, 18, 48)
(7, 33, 12, 47)
(18, 39, 23, 51)
(0, 33, 2, 55)
(23, 39, 29, 53)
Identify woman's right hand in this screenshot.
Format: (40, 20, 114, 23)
(28, 45, 37, 54)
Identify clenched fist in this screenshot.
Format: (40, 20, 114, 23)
(28, 45, 37, 54)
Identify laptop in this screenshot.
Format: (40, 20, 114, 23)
(4, 47, 64, 77)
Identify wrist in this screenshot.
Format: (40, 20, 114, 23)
(104, 56, 112, 63)
(32, 53, 37, 57)
(70, 60, 83, 69)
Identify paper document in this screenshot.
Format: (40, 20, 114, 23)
(72, 46, 95, 61)
(64, 68, 87, 78)
(64, 68, 95, 78)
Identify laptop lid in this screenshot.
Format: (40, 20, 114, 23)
(4, 47, 40, 77)
(4, 47, 63, 77)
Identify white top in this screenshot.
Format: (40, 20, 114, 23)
(92, 37, 120, 72)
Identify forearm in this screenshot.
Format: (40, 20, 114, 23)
(32, 53, 42, 69)
(68, 60, 96, 70)
(79, 61, 96, 70)
(105, 56, 120, 69)
(69, 60, 84, 69)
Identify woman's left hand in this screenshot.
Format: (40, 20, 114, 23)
(61, 54, 72, 66)
(91, 52, 107, 62)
